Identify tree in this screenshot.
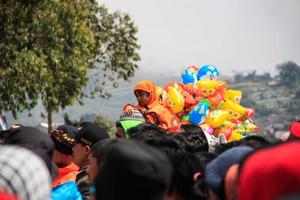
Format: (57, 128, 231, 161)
(0, 0, 140, 132)
(276, 61, 300, 90)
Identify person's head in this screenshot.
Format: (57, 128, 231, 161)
(73, 123, 109, 167)
(239, 142, 300, 200)
(127, 122, 166, 140)
(205, 146, 254, 200)
(0, 145, 51, 200)
(95, 139, 172, 200)
(167, 153, 205, 200)
(134, 80, 157, 107)
(4, 126, 57, 180)
(87, 138, 116, 181)
(115, 110, 145, 138)
(179, 124, 209, 152)
(288, 121, 300, 141)
(50, 125, 78, 167)
(238, 135, 271, 149)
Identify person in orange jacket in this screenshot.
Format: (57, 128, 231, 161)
(123, 80, 179, 132)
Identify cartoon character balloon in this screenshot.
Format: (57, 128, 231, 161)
(197, 65, 220, 80)
(181, 66, 199, 84)
(196, 79, 218, 98)
(221, 101, 246, 122)
(205, 110, 229, 128)
(224, 90, 242, 104)
(165, 86, 185, 113)
(189, 103, 209, 125)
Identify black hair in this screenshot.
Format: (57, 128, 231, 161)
(238, 135, 271, 149)
(168, 153, 206, 200)
(127, 123, 166, 140)
(91, 138, 117, 165)
(193, 151, 217, 167)
(176, 125, 209, 153)
(143, 134, 187, 155)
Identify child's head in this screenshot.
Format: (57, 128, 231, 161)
(115, 110, 145, 138)
(134, 80, 156, 106)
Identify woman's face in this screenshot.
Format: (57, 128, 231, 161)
(134, 90, 150, 107)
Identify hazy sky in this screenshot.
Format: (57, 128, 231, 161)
(100, 0, 300, 75)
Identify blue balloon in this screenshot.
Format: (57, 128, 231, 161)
(197, 65, 220, 80)
(181, 68, 197, 84)
(189, 103, 209, 125)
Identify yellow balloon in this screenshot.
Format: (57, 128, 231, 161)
(166, 87, 184, 113)
(222, 101, 246, 122)
(224, 90, 242, 104)
(228, 130, 244, 142)
(196, 80, 218, 97)
(205, 110, 229, 128)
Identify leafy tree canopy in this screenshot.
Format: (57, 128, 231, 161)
(0, 0, 140, 131)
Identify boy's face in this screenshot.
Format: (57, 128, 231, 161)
(115, 127, 126, 138)
(134, 90, 150, 107)
(72, 143, 90, 167)
(87, 154, 100, 181)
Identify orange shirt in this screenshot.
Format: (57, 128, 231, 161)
(52, 162, 79, 187)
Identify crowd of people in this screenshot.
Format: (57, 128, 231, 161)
(0, 79, 299, 200)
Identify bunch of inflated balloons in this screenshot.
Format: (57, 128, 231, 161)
(156, 65, 259, 142)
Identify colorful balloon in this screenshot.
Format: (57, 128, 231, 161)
(189, 103, 209, 125)
(196, 79, 218, 97)
(221, 101, 246, 122)
(181, 66, 199, 84)
(228, 130, 245, 142)
(215, 126, 232, 141)
(165, 86, 185, 113)
(224, 90, 242, 104)
(197, 64, 219, 80)
(205, 110, 229, 128)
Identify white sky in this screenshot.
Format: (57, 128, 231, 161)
(100, 0, 300, 75)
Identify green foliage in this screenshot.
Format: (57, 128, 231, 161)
(276, 61, 300, 91)
(234, 71, 272, 83)
(0, 1, 140, 131)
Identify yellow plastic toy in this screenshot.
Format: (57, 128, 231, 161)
(205, 110, 229, 128)
(196, 79, 218, 97)
(222, 101, 246, 122)
(224, 90, 242, 104)
(166, 87, 184, 113)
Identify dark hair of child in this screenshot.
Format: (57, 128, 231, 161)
(168, 153, 207, 200)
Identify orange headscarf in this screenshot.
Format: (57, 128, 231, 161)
(134, 80, 157, 106)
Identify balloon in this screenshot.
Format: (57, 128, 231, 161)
(196, 79, 218, 97)
(207, 92, 224, 108)
(155, 86, 167, 104)
(221, 101, 246, 122)
(216, 81, 228, 94)
(228, 130, 245, 142)
(197, 64, 220, 80)
(189, 103, 209, 125)
(215, 126, 232, 141)
(181, 66, 199, 84)
(200, 124, 214, 135)
(243, 108, 255, 119)
(165, 86, 184, 113)
(205, 110, 229, 128)
(236, 120, 260, 134)
(224, 90, 242, 104)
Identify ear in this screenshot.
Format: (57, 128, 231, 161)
(84, 145, 91, 155)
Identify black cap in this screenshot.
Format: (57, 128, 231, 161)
(50, 125, 78, 155)
(75, 123, 109, 146)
